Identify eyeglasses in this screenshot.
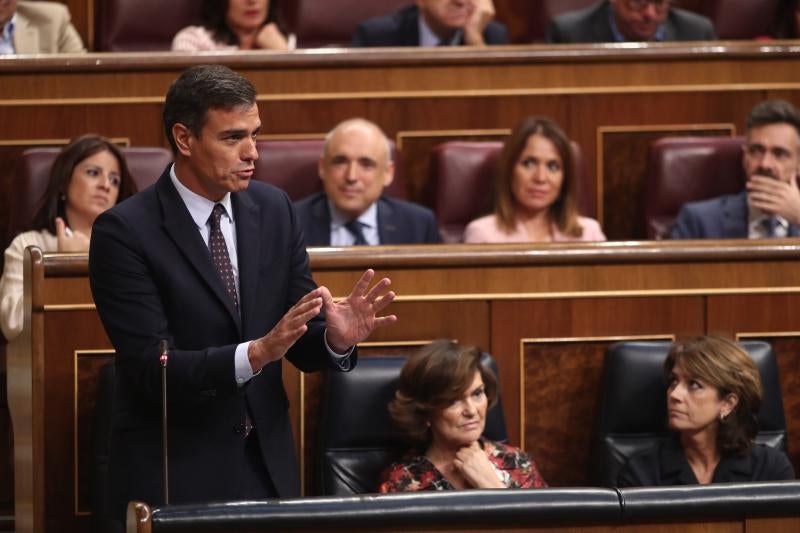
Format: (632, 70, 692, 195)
(625, 0, 671, 11)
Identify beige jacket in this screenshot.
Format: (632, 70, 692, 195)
(13, 1, 85, 54)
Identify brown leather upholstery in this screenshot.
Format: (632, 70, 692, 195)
(702, 0, 781, 39)
(429, 140, 591, 243)
(254, 139, 406, 201)
(280, 0, 413, 47)
(95, 0, 201, 51)
(643, 136, 746, 240)
(6, 146, 171, 246)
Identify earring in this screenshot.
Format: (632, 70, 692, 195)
(719, 412, 726, 422)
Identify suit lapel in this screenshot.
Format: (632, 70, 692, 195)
(723, 191, 750, 238)
(232, 191, 261, 334)
(376, 197, 397, 244)
(309, 194, 332, 246)
(156, 173, 242, 334)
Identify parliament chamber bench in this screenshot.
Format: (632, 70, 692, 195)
(2, 41, 800, 241)
(6, 240, 800, 532)
(127, 482, 800, 532)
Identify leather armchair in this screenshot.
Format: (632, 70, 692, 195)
(644, 136, 746, 239)
(702, 0, 781, 39)
(95, 0, 202, 51)
(593, 340, 787, 487)
(317, 353, 507, 495)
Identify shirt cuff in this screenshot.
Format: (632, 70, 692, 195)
(324, 329, 354, 369)
(234, 341, 260, 386)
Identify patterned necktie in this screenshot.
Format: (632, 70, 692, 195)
(763, 216, 779, 238)
(344, 219, 368, 245)
(208, 204, 239, 310)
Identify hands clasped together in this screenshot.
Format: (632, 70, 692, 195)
(247, 269, 396, 371)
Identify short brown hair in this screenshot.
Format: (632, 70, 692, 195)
(388, 340, 498, 446)
(494, 116, 583, 238)
(664, 336, 763, 456)
(746, 99, 800, 139)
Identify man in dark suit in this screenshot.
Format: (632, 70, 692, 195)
(295, 118, 442, 246)
(352, 0, 508, 47)
(546, 0, 715, 43)
(89, 65, 396, 522)
(671, 100, 800, 239)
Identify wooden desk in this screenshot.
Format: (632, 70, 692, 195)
(6, 241, 800, 532)
(2, 42, 800, 241)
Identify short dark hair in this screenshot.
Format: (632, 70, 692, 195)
(31, 134, 137, 235)
(664, 336, 762, 456)
(746, 99, 800, 139)
(388, 340, 498, 446)
(494, 116, 583, 237)
(163, 64, 257, 153)
(201, 0, 284, 46)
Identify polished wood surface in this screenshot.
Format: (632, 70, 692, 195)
(7, 241, 800, 532)
(2, 42, 800, 245)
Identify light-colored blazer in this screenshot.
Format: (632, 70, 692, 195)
(13, 1, 85, 54)
(464, 214, 606, 243)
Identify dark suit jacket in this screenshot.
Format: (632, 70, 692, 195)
(294, 192, 442, 246)
(670, 191, 800, 239)
(352, 4, 509, 47)
(89, 168, 353, 514)
(617, 435, 795, 487)
(546, 0, 716, 43)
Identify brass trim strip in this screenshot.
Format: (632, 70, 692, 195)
(74, 349, 116, 516)
(357, 340, 436, 348)
(7, 82, 800, 107)
(736, 331, 800, 340)
(0, 137, 130, 147)
(518, 333, 675, 450)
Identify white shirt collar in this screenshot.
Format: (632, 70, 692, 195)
(747, 200, 788, 238)
(169, 164, 233, 228)
(418, 14, 462, 47)
(328, 199, 378, 231)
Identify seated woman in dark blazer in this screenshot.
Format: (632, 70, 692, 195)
(618, 336, 795, 486)
(378, 340, 547, 492)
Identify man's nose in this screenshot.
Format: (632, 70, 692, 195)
(243, 137, 258, 161)
(641, 4, 658, 19)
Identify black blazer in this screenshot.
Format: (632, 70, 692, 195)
(352, 4, 509, 47)
(89, 168, 354, 514)
(546, 0, 716, 43)
(617, 435, 795, 487)
(294, 192, 442, 246)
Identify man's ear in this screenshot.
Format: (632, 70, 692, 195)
(382, 160, 395, 189)
(172, 123, 194, 158)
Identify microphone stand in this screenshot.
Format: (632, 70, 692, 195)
(160, 339, 169, 505)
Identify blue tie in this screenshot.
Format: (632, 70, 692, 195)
(763, 216, 779, 238)
(345, 220, 368, 245)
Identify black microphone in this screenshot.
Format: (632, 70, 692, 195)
(160, 339, 169, 505)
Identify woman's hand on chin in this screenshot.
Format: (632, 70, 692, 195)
(453, 441, 505, 489)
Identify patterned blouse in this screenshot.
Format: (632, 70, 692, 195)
(378, 440, 547, 492)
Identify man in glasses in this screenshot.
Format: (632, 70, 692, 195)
(671, 100, 800, 239)
(546, 0, 715, 43)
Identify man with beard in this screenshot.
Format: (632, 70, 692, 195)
(671, 100, 800, 239)
(352, 0, 508, 47)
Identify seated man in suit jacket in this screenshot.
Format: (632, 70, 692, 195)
(546, 0, 715, 43)
(671, 100, 800, 239)
(352, 0, 508, 47)
(0, 0, 85, 54)
(295, 118, 442, 246)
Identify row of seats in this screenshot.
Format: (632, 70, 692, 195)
(5, 135, 748, 249)
(93, 0, 786, 51)
(317, 340, 787, 495)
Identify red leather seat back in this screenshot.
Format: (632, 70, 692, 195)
(95, 0, 202, 51)
(644, 136, 746, 239)
(702, 0, 780, 39)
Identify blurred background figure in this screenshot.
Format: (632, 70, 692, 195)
(0, 134, 137, 340)
(618, 336, 795, 486)
(547, 0, 715, 43)
(172, 0, 293, 52)
(0, 0, 85, 54)
(464, 117, 605, 243)
(378, 340, 547, 492)
(353, 0, 508, 47)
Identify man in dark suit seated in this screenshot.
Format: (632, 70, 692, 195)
(546, 0, 715, 43)
(352, 0, 509, 47)
(89, 65, 397, 526)
(671, 100, 800, 239)
(295, 118, 442, 246)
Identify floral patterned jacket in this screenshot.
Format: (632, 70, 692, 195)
(378, 439, 547, 492)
